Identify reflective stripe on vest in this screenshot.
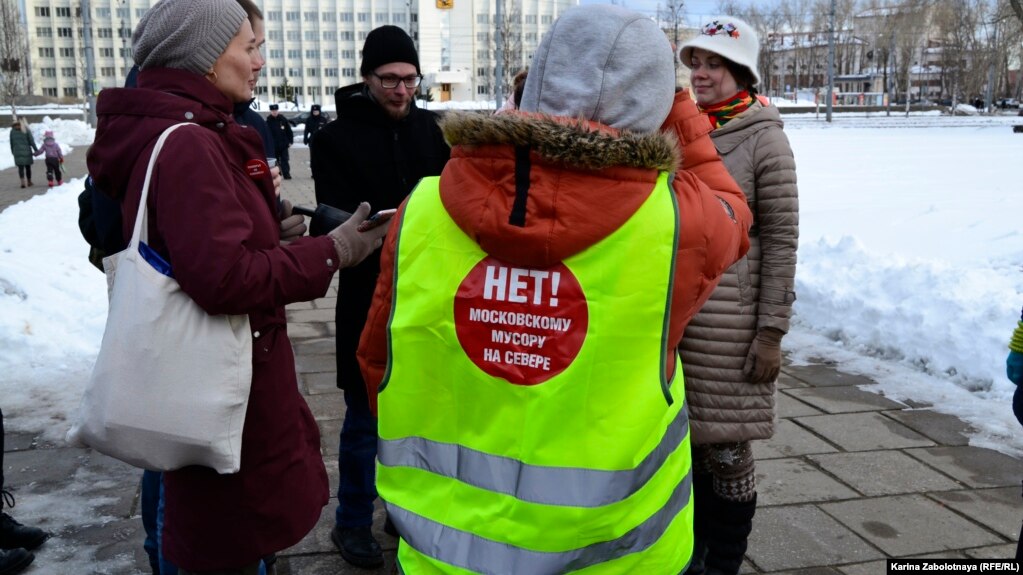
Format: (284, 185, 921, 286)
(379, 172, 692, 574)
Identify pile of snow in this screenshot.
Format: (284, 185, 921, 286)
(783, 118, 1023, 456)
(0, 177, 107, 441)
(953, 103, 980, 116)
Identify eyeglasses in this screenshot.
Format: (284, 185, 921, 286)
(372, 72, 423, 89)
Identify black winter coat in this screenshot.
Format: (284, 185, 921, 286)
(235, 102, 275, 159)
(266, 114, 293, 151)
(310, 84, 450, 390)
(303, 113, 329, 145)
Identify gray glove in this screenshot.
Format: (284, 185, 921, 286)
(279, 199, 307, 245)
(327, 202, 390, 268)
(742, 328, 784, 384)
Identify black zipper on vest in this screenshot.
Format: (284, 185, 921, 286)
(509, 145, 531, 227)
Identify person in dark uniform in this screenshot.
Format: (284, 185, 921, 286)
(266, 104, 294, 179)
(303, 104, 328, 147)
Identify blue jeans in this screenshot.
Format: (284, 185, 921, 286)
(1014, 386, 1023, 428)
(141, 470, 177, 575)
(335, 385, 378, 528)
(1014, 386, 1023, 561)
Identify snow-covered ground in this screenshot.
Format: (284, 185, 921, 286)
(1, 111, 1022, 572)
(779, 113, 1023, 458)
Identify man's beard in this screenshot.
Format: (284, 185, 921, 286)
(386, 101, 412, 120)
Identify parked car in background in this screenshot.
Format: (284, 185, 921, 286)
(286, 112, 310, 127)
(286, 110, 332, 126)
(997, 98, 1019, 109)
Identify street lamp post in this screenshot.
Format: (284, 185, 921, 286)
(826, 0, 835, 122)
(117, 1, 132, 80)
(81, 0, 98, 127)
(494, 0, 504, 109)
(121, 21, 129, 75)
(905, 51, 913, 117)
(885, 33, 894, 116)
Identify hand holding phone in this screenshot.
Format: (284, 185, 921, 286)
(327, 203, 388, 268)
(358, 209, 396, 232)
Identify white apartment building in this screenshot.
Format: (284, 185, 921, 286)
(15, 0, 576, 105)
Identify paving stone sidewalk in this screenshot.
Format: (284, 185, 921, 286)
(2, 147, 1021, 573)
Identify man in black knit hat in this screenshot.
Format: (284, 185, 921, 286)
(310, 25, 449, 568)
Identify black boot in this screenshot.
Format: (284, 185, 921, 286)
(0, 514, 47, 552)
(331, 525, 383, 568)
(685, 473, 714, 575)
(0, 492, 49, 551)
(703, 493, 757, 575)
(0, 548, 32, 575)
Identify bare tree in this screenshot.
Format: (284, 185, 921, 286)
(0, 0, 30, 118)
(659, 0, 686, 63)
(482, 4, 524, 105)
(991, 0, 1022, 102)
(716, 1, 786, 97)
(780, 0, 808, 94)
(856, 0, 899, 102)
(1010, 0, 1023, 23)
(934, 0, 997, 106)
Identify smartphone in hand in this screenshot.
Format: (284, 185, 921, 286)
(358, 209, 397, 232)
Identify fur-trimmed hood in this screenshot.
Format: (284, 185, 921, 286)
(436, 111, 681, 269)
(440, 111, 680, 173)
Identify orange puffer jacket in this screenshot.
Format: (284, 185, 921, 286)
(358, 90, 751, 413)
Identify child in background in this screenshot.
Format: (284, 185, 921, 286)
(1006, 306, 1023, 560)
(33, 131, 64, 187)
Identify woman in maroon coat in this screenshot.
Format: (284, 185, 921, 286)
(85, 0, 389, 572)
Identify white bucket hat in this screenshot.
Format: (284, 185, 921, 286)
(680, 17, 761, 86)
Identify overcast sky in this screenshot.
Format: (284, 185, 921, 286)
(577, 0, 773, 20)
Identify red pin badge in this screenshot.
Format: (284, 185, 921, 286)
(246, 158, 270, 179)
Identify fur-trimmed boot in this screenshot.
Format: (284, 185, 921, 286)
(18, 178, 25, 189)
(703, 493, 757, 575)
(684, 472, 714, 575)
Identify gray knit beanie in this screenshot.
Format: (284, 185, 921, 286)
(520, 4, 675, 134)
(133, 0, 247, 75)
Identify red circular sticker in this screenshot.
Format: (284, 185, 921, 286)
(246, 158, 269, 179)
(454, 256, 588, 385)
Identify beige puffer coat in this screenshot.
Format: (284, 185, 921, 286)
(679, 99, 799, 444)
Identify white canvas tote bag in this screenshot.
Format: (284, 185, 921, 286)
(67, 123, 253, 474)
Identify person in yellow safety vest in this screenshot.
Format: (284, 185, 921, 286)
(357, 4, 753, 573)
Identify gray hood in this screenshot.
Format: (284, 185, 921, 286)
(519, 4, 675, 135)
